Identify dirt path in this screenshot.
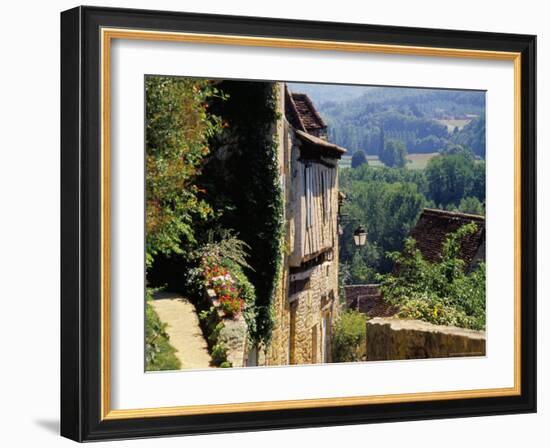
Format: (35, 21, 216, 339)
(151, 292, 212, 370)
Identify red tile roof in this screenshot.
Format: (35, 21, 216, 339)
(285, 86, 306, 132)
(409, 208, 485, 267)
(290, 93, 327, 133)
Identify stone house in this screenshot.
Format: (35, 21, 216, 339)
(261, 85, 346, 366)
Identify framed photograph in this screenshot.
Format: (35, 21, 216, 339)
(60, 6, 536, 442)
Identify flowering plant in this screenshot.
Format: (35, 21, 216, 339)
(218, 294, 245, 316)
(201, 254, 245, 317)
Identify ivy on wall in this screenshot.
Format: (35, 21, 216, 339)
(201, 81, 284, 346)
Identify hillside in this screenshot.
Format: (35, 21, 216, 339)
(287, 84, 486, 158)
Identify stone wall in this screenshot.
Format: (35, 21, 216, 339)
(267, 259, 339, 365)
(202, 289, 248, 368)
(219, 316, 248, 367)
(366, 318, 486, 361)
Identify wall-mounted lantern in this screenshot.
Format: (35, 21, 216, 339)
(353, 225, 367, 247)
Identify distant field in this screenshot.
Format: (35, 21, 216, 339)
(339, 156, 352, 168)
(339, 153, 439, 170)
(365, 155, 385, 167)
(406, 153, 439, 169)
(435, 118, 472, 133)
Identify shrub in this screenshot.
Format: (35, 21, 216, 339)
(332, 310, 368, 362)
(211, 342, 231, 367)
(378, 223, 486, 330)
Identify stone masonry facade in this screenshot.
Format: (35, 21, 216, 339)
(263, 83, 344, 366)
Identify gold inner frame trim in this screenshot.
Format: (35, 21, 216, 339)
(100, 27, 522, 421)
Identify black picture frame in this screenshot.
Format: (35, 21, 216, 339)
(61, 5, 536, 442)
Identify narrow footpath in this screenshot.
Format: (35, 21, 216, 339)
(151, 292, 212, 369)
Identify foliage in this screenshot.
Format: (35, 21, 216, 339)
(211, 342, 231, 367)
(378, 223, 486, 330)
(197, 309, 233, 367)
(332, 310, 368, 362)
(457, 196, 485, 215)
(145, 288, 181, 371)
(451, 115, 486, 158)
(351, 149, 367, 168)
(145, 76, 226, 268)
(146, 79, 282, 347)
(380, 138, 407, 168)
(339, 162, 429, 194)
(309, 86, 485, 157)
(339, 151, 484, 286)
(195, 229, 254, 271)
(345, 246, 381, 284)
(339, 165, 426, 277)
(425, 151, 485, 208)
(191, 232, 257, 328)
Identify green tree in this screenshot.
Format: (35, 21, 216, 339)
(458, 197, 484, 215)
(470, 161, 486, 201)
(349, 249, 379, 284)
(380, 138, 407, 168)
(145, 76, 225, 267)
(340, 179, 425, 275)
(425, 152, 474, 208)
(451, 115, 486, 158)
(351, 149, 367, 168)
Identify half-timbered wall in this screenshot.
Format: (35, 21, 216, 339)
(288, 142, 338, 267)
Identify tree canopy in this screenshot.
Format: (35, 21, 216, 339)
(145, 76, 225, 267)
(351, 149, 367, 168)
(380, 138, 407, 168)
(425, 151, 485, 208)
(338, 151, 485, 283)
(293, 85, 486, 159)
(339, 165, 427, 279)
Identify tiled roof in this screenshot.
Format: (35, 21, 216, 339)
(343, 285, 399, 318)
(284, 85, 346, 159)
(285, 86, 306, 132)
(409, 208, 485, 266)
(290, 93, 327, 133)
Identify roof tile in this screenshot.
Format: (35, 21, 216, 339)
(409, 208, 485, 267)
